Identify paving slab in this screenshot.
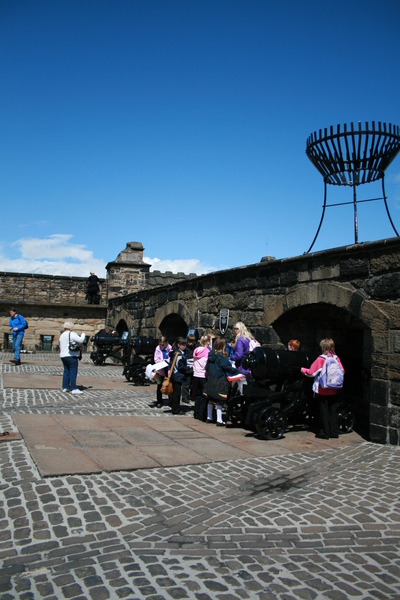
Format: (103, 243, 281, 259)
(3, 372, 131, 390)
(12, 411, 363, 478)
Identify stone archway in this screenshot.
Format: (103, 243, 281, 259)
(154, 301, 197, 343)
(115, 319, 128, 336)
(159, 313, 188, 344)
(263, 281, 393, 441)
(273, 303, 369, 436)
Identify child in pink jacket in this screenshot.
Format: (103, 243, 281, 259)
(193, 335, 211, 421)
(301, 338, 345, 440)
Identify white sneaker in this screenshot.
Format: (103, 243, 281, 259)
(62, 389, 69, 392)
(71, 389, 83, 395)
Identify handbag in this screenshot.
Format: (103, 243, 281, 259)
(69, 332, 81, 352)
(160, 353, 179, 396)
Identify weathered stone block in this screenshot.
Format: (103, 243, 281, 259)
(298, 270, 311, 283)
(391, 331, 400, 353)
(389, 427, 400, 445)
(280, 270, 298, 286)
(364, 273, 400, 300)
(369, 423, 388, 444)
(370, 253, 400, 274)
(311, 265, 340, 280)
(263, 296, 285, 325)
(370, 380, 389, 407)
(340, 258, 369, 277)
(389, 381, 400, 406)
(371, 333, 390, 354)
(388, 405, 400, 428)
(370, 402, 388, 426)
(388, 355, 400, 381)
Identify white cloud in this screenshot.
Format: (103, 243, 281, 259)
(0, 235, 221, 278)
(14, 234, 94, 261)
(0, 235, 106, 277)
(144, 256, 218, 275)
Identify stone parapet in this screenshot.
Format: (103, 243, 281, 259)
(0, 272, 107, 305)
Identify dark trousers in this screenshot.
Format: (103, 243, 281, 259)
(170, 382, 182, 414)
(193, 377, 207, 420)
(156, 379, 164, 404)
(318, 394, 339, 437)
(182, 372, 193, 402)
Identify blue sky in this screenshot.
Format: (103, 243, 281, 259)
(1, 0, 400, 278)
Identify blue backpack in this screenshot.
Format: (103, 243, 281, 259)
(318, 354, 344, 389)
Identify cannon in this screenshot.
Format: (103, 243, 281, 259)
(122, 336, 159, 385)
(90, 330, 132, 366)
(227, 347, 354, 440)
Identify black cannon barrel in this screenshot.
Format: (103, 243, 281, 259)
(242, 347, 310, 380)
(92, 330, 131, 347)
(92, 333, 123, 347)
(132, 336, 159, 356)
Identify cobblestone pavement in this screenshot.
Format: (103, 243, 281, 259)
(1, 353, 400, 599)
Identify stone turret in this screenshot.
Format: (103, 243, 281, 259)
(106, 242, 151, 299)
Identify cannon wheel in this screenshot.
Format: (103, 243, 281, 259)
(257, 406, 287, 440)
(125, 367, 137, 382)
(227, 395, 246, 427)
(133, 371, 148, 386)
(337, 403, 354, 433)
(90, 352, 105, 366)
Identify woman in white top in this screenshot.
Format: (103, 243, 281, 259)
(59, 321, 85, 394)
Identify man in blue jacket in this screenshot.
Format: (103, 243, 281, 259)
(9, 307, 27, 365)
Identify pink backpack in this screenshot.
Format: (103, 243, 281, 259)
(249, 338, 261, 352)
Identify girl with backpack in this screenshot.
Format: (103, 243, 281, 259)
(301, 338, 345, 440)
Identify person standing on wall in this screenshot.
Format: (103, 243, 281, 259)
(9, 307, 27, 366)
(87, 271, 101, 304)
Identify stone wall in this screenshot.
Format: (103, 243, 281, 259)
(0, 303, 107, 352)
(0, 272, 107, 305)
(107, 237, 400, 446)
(0, 272, 109, 351)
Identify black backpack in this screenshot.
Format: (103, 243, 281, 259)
(18, 315, 28, 329)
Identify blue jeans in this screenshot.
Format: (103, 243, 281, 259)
(61, 356, 79, 390)
(13, 332, 24, 361)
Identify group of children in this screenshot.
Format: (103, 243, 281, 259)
(152, 321, 255, 424)
(151, 328, 345, 438)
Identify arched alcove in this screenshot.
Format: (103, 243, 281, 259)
(115, 319, 128, 337)
(272, 303, 370, 437)
(158, 313, 189, 343)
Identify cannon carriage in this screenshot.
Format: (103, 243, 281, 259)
(90, 330, 132, 366)
(90, 330, 159, 385)
(122, 336, 159, 386)
(227, 347, 354, 440)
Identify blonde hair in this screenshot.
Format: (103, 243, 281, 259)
(63, 321, 75, 330)
(199, 335, 211, 347)
(320, 338, 335, 354)
(234, 321, 254, 342)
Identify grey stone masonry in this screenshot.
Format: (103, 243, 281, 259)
(107, 237, 400, 446)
